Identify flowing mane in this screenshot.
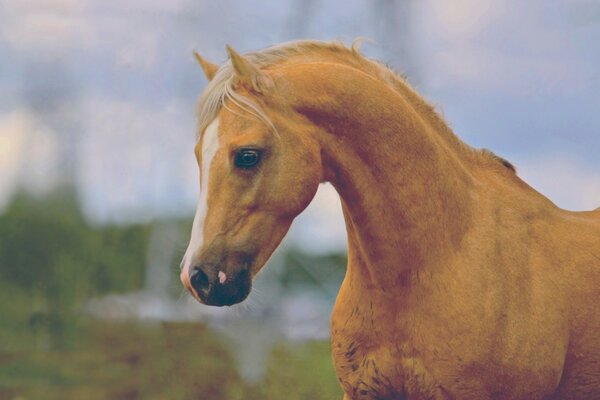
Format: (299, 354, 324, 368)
(197, 39, 515, 172)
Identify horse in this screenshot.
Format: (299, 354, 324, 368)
(179, 40, 600, 399)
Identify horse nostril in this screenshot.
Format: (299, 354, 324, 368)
(190, 266, 211, 298)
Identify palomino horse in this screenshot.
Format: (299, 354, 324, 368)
(180, 40, 600, 399)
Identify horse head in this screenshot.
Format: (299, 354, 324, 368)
(180, 46, 323, 306)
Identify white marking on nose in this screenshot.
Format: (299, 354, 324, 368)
(181, 118, 221, 281)
(218, 271, 227, 284)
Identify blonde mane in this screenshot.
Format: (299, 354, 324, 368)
(197, 40, 514, 172)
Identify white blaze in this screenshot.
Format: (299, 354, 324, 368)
(181, 118, 220, 279)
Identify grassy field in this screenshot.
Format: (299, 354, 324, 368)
(0, 319, 342, 400)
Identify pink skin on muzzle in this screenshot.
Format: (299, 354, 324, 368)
(180, 254, 192, 291)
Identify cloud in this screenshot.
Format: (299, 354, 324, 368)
(425, 0, 503, 37)
(418, 0, 597, 95)
(77, 97, 198, 223)
(0, 0, 194, 68)
(0, 0, 91, 58)
(0, 109, 62, 210)
(517, 154, 600, 211)
(0, 111, 30, 209)
(285, 183, 347, 253)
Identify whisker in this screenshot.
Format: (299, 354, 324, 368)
(175, 288, 188, 304)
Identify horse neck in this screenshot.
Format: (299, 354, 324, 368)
(287, 63, 475, 289)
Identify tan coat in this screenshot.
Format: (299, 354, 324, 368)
(186, 41, 600, 399)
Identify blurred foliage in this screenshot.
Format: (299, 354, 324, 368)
(0, 189, 348, 399)
(0, 320, 342, 400)
(0, 188, 151, 349)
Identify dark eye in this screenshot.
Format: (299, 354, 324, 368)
(234, 149, 261, 168)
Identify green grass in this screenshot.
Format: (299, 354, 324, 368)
(0, 320, 342, 400)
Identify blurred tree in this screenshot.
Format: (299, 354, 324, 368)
(0, 187, 150, 349)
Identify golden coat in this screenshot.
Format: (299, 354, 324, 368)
(185, 41, 600, 399)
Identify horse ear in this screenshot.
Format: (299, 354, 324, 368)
(194, 51, 219, 81)
(226, 45, 272, 93)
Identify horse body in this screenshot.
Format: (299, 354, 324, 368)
(301, 61, 600, 398)
(182, 41, 600, 399)
(333, 169, 600, 399)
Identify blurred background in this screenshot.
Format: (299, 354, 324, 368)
(0, 1, 599, 399)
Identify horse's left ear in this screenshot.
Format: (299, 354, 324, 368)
(194, 51, 219, 81)
(226, 45, 273, 94)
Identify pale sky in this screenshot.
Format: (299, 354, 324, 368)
(0, 0, 599, 252)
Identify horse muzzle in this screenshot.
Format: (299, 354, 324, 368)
(187, 262, 251, 306)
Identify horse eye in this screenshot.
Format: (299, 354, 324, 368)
(234, 149, 261, 168)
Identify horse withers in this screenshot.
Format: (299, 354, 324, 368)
(180, 41, 600, 399)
